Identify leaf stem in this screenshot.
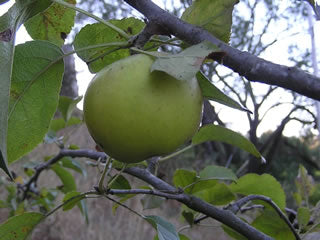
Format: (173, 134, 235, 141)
(103, 194, 145, 219)
(51, 0, 130, 39)
(45, 190, 97, 218)
(107, 163, 128, 189)
(158, 145, 194, 163)
(98, 156, 112, 192)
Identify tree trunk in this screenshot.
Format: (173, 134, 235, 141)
(60, 44, 78, 98)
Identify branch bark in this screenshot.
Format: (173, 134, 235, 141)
(123, 0, 320, 101)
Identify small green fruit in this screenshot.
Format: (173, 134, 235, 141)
(83, 54, 203, 163)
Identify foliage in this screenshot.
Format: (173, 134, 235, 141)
(0, 0, 319, 240)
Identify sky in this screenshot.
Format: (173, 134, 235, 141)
(1, 0, 319, 137)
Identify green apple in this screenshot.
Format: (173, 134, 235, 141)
(83, 54, 203, 163)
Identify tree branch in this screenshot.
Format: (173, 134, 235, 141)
(22, 148, 273, 240)
(123, 0, 320, 101)
(124, 167, 273, 240)
(21, 149, 107, 199)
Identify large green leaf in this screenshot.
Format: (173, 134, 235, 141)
(197, 72, 250, 112)
(0, 0, 52, 177)
(145, 215, 179, 240)
(173, 169, 197, 193)
(150, 41, 218, 82)
(24, 0, 76, 46)
(74, 18, 145, 73)
(0, 212, 44, 240)
(230, 173, 286, 210)
(251, 210, 295, 240)
(7, 40, 64, 163)
(199, 165, 237, 182)
(194, 182, 235, 205)
(181, 0, 238, 43)
(192, 124, 262, 159)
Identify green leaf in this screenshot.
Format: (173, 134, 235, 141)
(108, 175, 131, 191)
(49, 116, 82, 132)
(199, 165, 237, 182)
(182, 211, 194, 226)
(178, 234, 190, 240)
(310, 184, 320, 206)
(181, 0, 238, 43)
(58, 96, 82, 122)
(51, 164, 76, 193)
(61, 157, 87, 177)
(150, 41, 218, 82)
(7, 40, 64, 163)
(297, 207, 310, 228)
(145, 215, 179, 240)
(194, 182, 235, 205)
(173, 169, 197, 193)
(222, 224, 248, 240)
(78, 198, 89, 224)
(197, 72, 250, 112)
(251, 210, 295, 240)
(0, 212, 44, 240)
(187, 179, 218, 194)
(230, 174, 286, 210)
(141, 195, 165, 210)
(24, 0, 75, 46)
(74, 18, 145, 73)
(295, 165, 315, 204)
(192, 124, 262, 159)
(0, 0, 52, 178)
(62, 191, 84, 211)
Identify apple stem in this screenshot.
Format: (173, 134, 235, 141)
(98, 156, 113, 193)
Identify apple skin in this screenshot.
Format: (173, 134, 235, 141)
(83, 54, 203, 163)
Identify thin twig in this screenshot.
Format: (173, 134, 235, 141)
(103, 194, 145, 219)
(225, 195, 301, 240)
